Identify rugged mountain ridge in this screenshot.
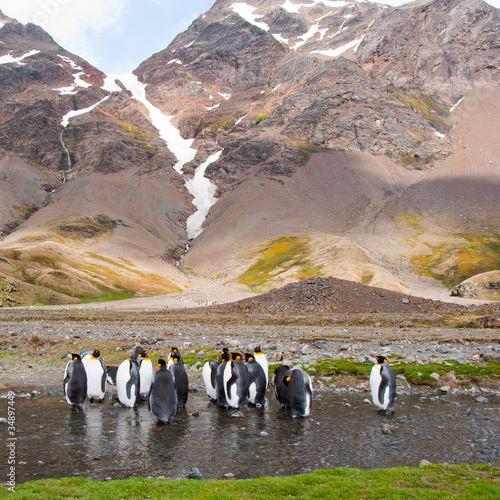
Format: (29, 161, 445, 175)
(0, 0, 499, 306)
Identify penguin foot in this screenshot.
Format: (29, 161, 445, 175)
(138, 395, 147, 401)
(378, 409, 387, 415)
(227, 408, 244, 417)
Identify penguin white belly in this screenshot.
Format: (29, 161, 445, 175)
(117, 360, 137, 407)
(370, 364, 384, 409)
(248, 381, 257, 404)
(139, 359, 153, 397)
(86, 358, 105, 400)
(255, 353, 268, 386)
(223, 362, 239, 408)
(202, 361, 217, 400)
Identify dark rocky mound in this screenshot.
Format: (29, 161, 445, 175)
(222, 277, 466, 315)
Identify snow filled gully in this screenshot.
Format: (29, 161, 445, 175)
(106, 74, 222, 240)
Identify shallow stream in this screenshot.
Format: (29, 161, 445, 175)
(1, 390, 498, 483)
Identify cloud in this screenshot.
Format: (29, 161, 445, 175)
(0, 0, 129, 66)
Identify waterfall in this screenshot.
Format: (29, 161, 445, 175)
(59, 130, 71, 184)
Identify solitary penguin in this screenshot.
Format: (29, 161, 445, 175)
(149, 359, 177, 424)
(202, 359, 218, 402)
(137, 349, 153, 401)
(370, 355, 396, 415)
(84, 349, 106, 403)
(273, 364, 291, 409)
(224, 352, 249, 414)
(245, 353, 267, 407)
(254, 345, 269, 387)
(116, 350, 141, 408)
(168, 352, 189, 409)
(216, 351, 231, 409)
(62, 353, 87, 411)
(283, 367, 312, 418)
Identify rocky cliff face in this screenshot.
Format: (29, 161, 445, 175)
(0, 0, 498, 305)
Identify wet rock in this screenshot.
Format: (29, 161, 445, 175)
(475, 396, 489, 404)
(0, 418, 8, 425)
(439, 386, 450, 393)
(188, 467, 203, 480)
(260, 431, 269, 437)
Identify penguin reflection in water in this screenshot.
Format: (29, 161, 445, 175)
(62, 353, 87, 411)
(149, 359, 177, 424)
(370, 355, 396, 415)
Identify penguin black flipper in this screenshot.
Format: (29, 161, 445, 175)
(378, 371, 390, 407)
(99, 358, 106, 395)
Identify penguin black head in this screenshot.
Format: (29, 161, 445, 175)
(171, 347, 179, 354)
(92, 349, 100, 358)
(171, 354, 181, 363)
(71, 354, 82, 361)
(157, 358, 167, 369)
(231, 352, 242, 361)
(283, 374, 291, 387)
(132, 345, 148, 360)
(221, 351, 231, 362)
(245, 353, 255, 362)
(254, 345, 262, 354)
(221, 347, 229, 354)
(373, 355, 388, 364)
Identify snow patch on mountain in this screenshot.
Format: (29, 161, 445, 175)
(231, 2, 269, 31)
(60, 96, 110, 127)
(0, 49, 39, 65)
(54, 54, 92, 95)
(115, 73, 221, 239)
(310, 37, 363, 57)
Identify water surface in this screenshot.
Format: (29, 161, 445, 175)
(1, 390, 498, 483)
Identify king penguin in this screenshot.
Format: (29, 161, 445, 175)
(116, 348, 142, 408)
(136, 348, 153, 401)
(149, 359, 177, 424)
(62, 353, 87, 411)
(168, 352, 189, 409)
(202, 359, 218, 402)
(167, 347, 183, 368)
(283, 367, 313, 418)
(84, 349, 106, 403)
(245, 353, 267, 407)
(273, 364, 291, 409)
(223, 352, 249, 414)
(370, 355, 396, 415)
(254, 345, 269, 387)
(216, 351, 231, 409)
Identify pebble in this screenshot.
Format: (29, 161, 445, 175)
(223, 473, 235, 479)
(419, 459, 432, 467)
(475, 396, 489, 404)
(0, 418, 8, 425)
(314, 340, 328, 349)
(430, 372, 440, 381)
(260, 431, 269, 437)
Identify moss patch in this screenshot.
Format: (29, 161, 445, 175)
(397, 93, 450, 133)
(412, 234, 500, 288)
(237, 236, 322, 292)
(117, 120, 155, 157)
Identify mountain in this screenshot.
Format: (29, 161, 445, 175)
(0, 0, 499, 306)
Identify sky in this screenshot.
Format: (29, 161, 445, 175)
(0, 0, 499, 75)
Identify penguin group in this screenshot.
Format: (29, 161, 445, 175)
(63, 344, 397, 419)
(61, 345, 189, 424)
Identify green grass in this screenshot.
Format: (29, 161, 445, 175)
(2, 465, 498, 499)
(309, 358, 500, 386)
